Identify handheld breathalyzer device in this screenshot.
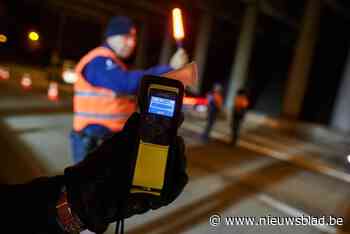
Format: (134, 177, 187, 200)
(131, 75, 184, 197)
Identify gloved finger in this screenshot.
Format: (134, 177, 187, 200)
(78, 112, 139, 165)
(177, 112, 184, 128)
(175, 136, 185, 160)
(161, 136, 188, 205)
(122, 112, 140, 134)
(96, 113, 139, 154)
(174, 136, 187, 178)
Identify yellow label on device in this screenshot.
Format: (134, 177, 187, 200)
(132, 141, 169, 191)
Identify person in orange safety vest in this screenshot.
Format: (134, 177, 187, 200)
(231, 88, 249, 145)
(201, 84, 223, 142)
(71, 16, 189, 163)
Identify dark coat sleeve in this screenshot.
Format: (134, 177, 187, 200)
(0, 176, 65, 234)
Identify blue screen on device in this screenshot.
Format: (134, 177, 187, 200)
(148, 96, 175, 117)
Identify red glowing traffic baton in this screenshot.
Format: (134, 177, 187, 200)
(172, 8, 185, 47)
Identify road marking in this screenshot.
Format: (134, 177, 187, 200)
(244, 131, 344, 159)
(239, 139, 350, 184)
(183, 122, 348, 233)
(190, 146, 340, 234)
(257, 194, 338, 234)
(182, 122, 350, 184)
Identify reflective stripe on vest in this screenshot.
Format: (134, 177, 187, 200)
(73, 47, 136, 132)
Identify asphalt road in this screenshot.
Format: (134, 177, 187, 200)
(1, 68, 350, 234)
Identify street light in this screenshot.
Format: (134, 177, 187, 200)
(28, 31, 39, 41)
(0, 34, 7, 43)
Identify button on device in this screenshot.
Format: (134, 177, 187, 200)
(141, 114, 173, 144)
(153, 124, 164, 136)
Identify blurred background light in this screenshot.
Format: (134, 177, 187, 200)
(62, 70, 77, 84)
(28, 31, 39, 41)
(0, 34, 7, 43)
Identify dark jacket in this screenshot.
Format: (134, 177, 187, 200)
(1, 176, 65, 234)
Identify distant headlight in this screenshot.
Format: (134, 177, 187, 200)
(0, 67, 10, 80)
(195, 105, 208, 113)
(62, 70, 77, 84)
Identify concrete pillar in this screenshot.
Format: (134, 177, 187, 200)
(282, 0, 321, 118)
(226, 3, 258, 111)
(193, 13, 213, 94)
(159, 20, 173, 65)
(331, 51, 350, 132)
(135, 23, 148, 68)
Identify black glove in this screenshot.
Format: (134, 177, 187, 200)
(64, 113, 188, 233)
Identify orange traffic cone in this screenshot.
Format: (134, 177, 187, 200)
(47, 81, 59, 101)
(21, 73, 32, 89)
(0, 67, 10, 80)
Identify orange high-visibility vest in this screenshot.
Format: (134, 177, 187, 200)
(213, 92, 223, 109)
(235, 95, 249, 110)
(73, 47, 137, 132)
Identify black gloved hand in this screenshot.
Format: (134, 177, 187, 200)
(64, 113, 188, 233)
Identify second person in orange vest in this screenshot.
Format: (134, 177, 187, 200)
(231, 89, 250, 145)
(71, 16, 189, 163)
(201, 84, 224, 143)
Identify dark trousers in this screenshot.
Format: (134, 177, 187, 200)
(202, 108, 218, 141)
(231, 111, 245, 145)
